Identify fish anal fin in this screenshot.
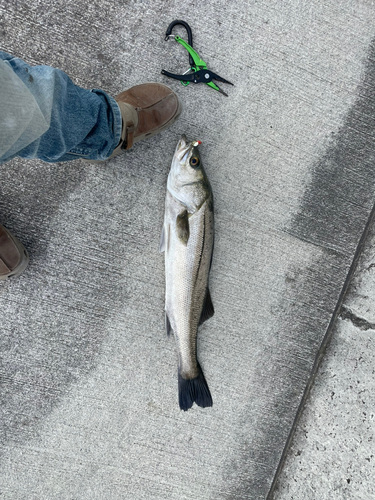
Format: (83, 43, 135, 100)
(165, 312, 172, 337)
(199, 288, 214, 326)
(176, 210, 189, 246)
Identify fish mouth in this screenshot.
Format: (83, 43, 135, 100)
(176, 135, 201, 161)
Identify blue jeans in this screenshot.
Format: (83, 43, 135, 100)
(0, 51, 122, 163)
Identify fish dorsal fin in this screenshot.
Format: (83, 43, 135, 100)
(159, 224, 166, 252)
(176, 210, 189, 246)
(199, 288, 214, 325)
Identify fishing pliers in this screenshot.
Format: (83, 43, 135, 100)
(162, 20, 234, 97)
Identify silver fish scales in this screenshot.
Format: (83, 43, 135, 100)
(160, 135, 214, 411)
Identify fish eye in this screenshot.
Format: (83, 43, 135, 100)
(190, 156, 200, 168)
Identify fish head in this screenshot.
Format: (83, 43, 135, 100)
(167, 135, 210, 211)
(173, 134, 203, 178)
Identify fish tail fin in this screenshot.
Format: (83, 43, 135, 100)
(178, 364, 213, 411)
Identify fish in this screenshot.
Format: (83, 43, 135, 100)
(160, 135, 214, 411)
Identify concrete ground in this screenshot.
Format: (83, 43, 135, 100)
(273, 217, 375, 499)
(1, 1, 375, 499)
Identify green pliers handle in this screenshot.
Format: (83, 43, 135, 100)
(174, 35, 207, 71)
(162, 22, 234, 96)
(173, 36, 221, 92)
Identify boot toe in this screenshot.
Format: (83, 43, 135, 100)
(115, 83, 181, 148)
(0, 225, 29, 280)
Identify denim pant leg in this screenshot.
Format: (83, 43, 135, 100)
(0, 51, 122, 163)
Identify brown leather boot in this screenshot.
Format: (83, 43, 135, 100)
(0, 225, 29, 280)
(109, 83, 182, 159)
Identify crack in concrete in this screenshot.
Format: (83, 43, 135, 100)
(339, 305, 375, 331)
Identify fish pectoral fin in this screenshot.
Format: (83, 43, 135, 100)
(165, 312, 173, 337)
(159, 224, 166, 252)
(199, 288, 215, 325)
(176, 210, 190, 246)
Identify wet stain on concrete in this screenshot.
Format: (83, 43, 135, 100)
(269, 38, 375, 500)
(224, 38, 375, 500)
